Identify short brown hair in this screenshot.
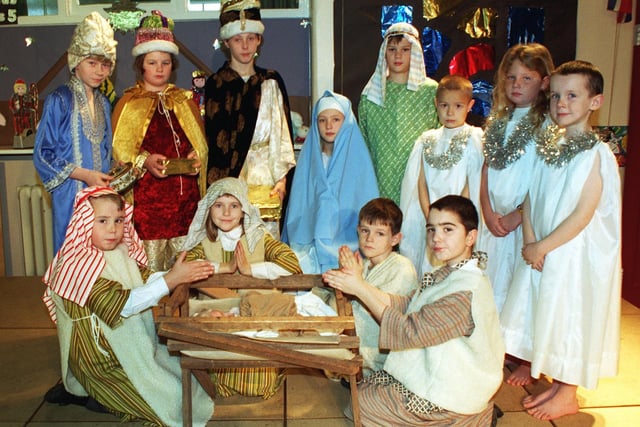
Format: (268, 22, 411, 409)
(552, 60, 604, 96)
(89, 193, 125, 211)
(358, 198, 403, 235)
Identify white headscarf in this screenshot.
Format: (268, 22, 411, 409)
(181, 177, 268, 252)
(361, 22, 428, 107)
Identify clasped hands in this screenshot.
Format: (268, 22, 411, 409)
(521, 242, 545, 272)
(322, 245, 365, 296)
(485, 208, 522, 237)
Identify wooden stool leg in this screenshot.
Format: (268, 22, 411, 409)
(182, 364, 193, 427)
(349, 374, 361, 427)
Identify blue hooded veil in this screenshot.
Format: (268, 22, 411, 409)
(282, 91, 379, 273)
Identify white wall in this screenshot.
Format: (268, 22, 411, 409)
(576, 0, 634, 126)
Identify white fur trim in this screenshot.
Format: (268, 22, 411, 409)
(131, 40, 179, 57)
(220, 19, 264, 39)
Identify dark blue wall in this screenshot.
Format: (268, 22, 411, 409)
(0, 17, 310, 101)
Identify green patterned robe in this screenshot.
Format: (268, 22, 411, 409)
(359, 80, 439, 204)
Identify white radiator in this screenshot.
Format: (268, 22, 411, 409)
(17, 185, 54, 276)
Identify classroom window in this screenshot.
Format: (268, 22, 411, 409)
(13, 0, 307, 23)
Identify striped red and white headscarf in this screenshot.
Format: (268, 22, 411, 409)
(42, 186, 147, 322)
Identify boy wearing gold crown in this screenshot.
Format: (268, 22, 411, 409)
(112, 10, 208, 271)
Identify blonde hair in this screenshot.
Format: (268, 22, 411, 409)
(491, 43, 554, 127)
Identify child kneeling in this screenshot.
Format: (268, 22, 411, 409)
(324, 195, 504, 425)
(43, 187, 214, 427)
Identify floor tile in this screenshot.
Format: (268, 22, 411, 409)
(286, 368, 351, 420)
(496, 410, 553, 426)
(288, 419, 353, 426)
(0, 276, 51, 329)
(29, 423, 145, 426)
(211, 385, 286, 420)
(0, 329, 59, 423)
(579, 312, 640, 408)
(494, 368, 531, 412)
(206, 422, 283, 427)
(578, 406, 640, 427)
(33, 402, 138, 424)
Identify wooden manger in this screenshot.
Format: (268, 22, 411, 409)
(154, 274, 362, 427)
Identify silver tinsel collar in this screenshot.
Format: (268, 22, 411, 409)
(537, 126, 599, 168)
(483, 112, 536, 170)
(421, 127, 471, 170)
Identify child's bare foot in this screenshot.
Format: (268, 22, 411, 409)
(506, 364, 535, 386)
(522, 381, 558, 409)
(526, 383, 579, 420)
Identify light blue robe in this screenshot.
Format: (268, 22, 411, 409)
(282, 91, 379, 273)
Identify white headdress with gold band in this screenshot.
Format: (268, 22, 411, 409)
(67, 12, 117, 73)
(220, 0, 264, 40)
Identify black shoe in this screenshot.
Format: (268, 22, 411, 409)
(85, 396, 110, 413)
(340, 378, 350, 390)
(43, 383, 88, 406)
(491, 404, 504, 427)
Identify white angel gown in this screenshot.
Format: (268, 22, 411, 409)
(501, 140, 621, 389)
(400, 123, 484, 276)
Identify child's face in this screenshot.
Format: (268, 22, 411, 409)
(435, 90, 474, 129)
(317, 109, 345, 144)
(141, 51, 173, 92)
(14, 85, 26, 96)
(209, 194, 244, 232)
(426, 208, 476, 267)
(357, 220, 401, 266)
(90, 198, 125, 252)
(504, 59, 548, 108)
(75, 57, 112, 91)
(224, 33, 261, 66)
(385, 37, 411, 77)
(550, 73, 603, 136)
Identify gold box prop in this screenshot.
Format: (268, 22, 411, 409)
(159, 158, 197, 175)
(248, 185, 282, 221)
